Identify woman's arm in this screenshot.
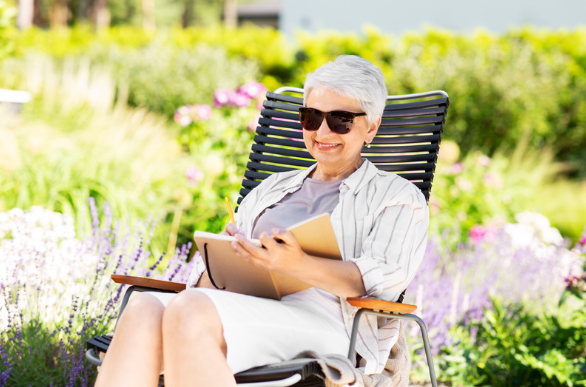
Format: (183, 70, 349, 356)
(232, 229, 366, 298)
(232, 185, 429, 301)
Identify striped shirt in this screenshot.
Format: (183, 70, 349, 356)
(189, 159, 429, 374)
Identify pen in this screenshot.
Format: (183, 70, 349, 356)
(225, 197, 236, 225)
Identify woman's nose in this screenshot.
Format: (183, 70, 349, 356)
(316, 117, 331, 136)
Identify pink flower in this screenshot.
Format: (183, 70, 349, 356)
(193, 104, 212, 121)
(483, 172, 503, 188)
(450, 162, 464, 174)
(247, 115, 260, 133)
(469, 225, 487, 244)
(469, 224, 497, 244)
(237, 81, 267, 99)
(185, 166, 204, 186)
(173, 104, 212, 125)
(477, 155, 491, 167)
(173, 105, 193, 126)
(230, 91, 251, 108)
(579, 234, 586, 246)
(214, 89, 235, 107)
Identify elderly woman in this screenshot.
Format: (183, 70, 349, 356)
(96, 55, 429, 387)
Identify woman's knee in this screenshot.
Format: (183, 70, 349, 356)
(163, 289, 222, 339)
(119, 292, 165, 330)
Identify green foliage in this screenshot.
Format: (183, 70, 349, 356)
(1, 317, 105, 386)
(0, 56, 194, 256)
(112, 43, 259, 116)
(0, 0, 16, 61)
(438, 296, 586, 387)
(295, 28, 586, 178)
(0, 54, 257, 255)
(8, 26, 586, 175)
(429, 140, 574, 243)
(172, 105, 257, 247)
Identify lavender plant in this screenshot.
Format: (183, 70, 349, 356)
(406, 214, 586, 384)
(0, 200, 194, 386)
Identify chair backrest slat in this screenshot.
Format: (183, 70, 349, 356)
(237, 89, 449, 206)
(256, 126, 304, 139)
(254, 135, 307, 149)
(249, 152, 314, 168)
(258, 117, 303, 130)
(384, 97, 449, 110)
(377, 125, 443, 135)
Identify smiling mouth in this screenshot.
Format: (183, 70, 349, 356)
(316, 141, 340, 149)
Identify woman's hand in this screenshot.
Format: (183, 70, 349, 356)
(221, 223, 244, 237)
(231, 229, 309, 275)
(231, 228, 366, 298)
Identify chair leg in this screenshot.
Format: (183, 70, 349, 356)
(347, 310, 438, 387)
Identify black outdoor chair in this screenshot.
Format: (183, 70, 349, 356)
(86, 87, 449, 387)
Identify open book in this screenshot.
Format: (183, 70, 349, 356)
(193, 213, 342, 300)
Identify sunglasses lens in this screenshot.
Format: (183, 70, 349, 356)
(299, 108, 359, 134)
(299, 108, 323, 131)
(326, 111, 354, 134)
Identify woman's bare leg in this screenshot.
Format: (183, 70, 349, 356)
(162, 289, 235, 387)
(95, 293, 165, 387)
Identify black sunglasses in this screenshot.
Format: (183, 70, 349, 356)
(298, 107, 366, 134)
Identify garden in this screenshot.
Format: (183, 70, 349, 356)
(1, 3, 586, 385)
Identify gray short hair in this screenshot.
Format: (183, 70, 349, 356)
(304, 55, 387, 126)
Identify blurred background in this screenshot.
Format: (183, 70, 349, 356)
(1, 1, 586, 386)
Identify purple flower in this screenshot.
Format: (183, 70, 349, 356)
(0, 203, 196, 385)
(237, 81, 267, 99)
(185, 166, 204, 186)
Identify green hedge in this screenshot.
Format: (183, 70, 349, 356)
(6, 26, 586, 176)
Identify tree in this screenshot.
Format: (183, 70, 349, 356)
(142, 0, 154, 29)
(17, 0, 33, 29)
(223, 0, 235, 27)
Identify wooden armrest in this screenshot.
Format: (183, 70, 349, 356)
(346, 297, 417, 314)
(111, 274, 187, 292)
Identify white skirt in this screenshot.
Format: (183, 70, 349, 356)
(149, 287, 350, 374)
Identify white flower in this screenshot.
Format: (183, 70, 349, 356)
(504, 223, 535, 248)
(514, 211, 563, 245)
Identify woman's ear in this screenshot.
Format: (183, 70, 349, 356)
(366, 116, 381, 143)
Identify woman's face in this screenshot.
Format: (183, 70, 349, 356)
(303, 88, 379, 176)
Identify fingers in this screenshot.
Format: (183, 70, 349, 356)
(259, 231, 280, 249)
(225, 223, 243, 237)
(232, 234, 263, 254)
(270, 229, 298, 246)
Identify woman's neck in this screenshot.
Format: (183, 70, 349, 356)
(310, 158, 364, 181)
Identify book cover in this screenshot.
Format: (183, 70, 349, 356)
(193, 213, 341, 300)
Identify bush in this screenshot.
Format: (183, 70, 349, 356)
(430, 141, 568, 244)
(406, 216, 586, 385)
(90, 42, 260, 117)
(7, 26, 586, 175)
(0, 0, 16, 61)
(0, 55, 196, 256)
(0, 204, 194, 386)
